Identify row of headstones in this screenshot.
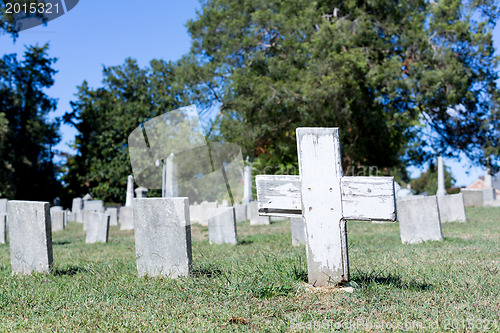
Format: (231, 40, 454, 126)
(461, 188, 497, 207)
(189, 201, 269, 226)
(0, 197, 299, 275)
(396, 193, 467, 244)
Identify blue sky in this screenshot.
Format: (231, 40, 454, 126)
(0, 0, 498, 187)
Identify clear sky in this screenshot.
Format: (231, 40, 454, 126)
(0, 1, 498, 187)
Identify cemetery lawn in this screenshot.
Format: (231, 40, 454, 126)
(0, 208, 498, 332)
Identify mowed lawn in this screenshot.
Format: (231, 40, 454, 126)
(0, 207, 498, 332)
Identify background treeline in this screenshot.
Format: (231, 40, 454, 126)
(0, 0, 499, 205)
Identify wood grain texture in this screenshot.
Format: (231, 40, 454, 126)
(256, 175, 396, 221)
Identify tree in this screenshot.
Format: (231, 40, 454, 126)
(0, 44, 61, 199)
(411, 163, 457, 195)
(180, 0, 500, 175)
(63, 58, 186, 203)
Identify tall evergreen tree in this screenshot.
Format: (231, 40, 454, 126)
(0, 44, 60, 199)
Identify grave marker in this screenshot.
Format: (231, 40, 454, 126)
(133, 197, 192, 277)
(119, 206, 134, 230)
(234, 203, 247, 222)
(8, 201, 53, 274)
(247, 201, 270, 225)
(256, 128, 396, 286)
(0, 213, 6, 244)
(126, 175, 134, 207)
(437, 156, 446, 196)
(291, 217, 306, 246)
(105, 207, 118, 226)
(86, 212, 110, 243)
(398, 196, 443, 244)
(242, 162, 253, 204)
(52, 210, 65, 231)
(437, 193, 466, 223)
(461, 189, 484, 207)
(208, 207, 237, 245)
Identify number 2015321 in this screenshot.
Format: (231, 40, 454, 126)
(5, 2, 60, 15)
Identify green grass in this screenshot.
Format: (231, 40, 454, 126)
(0, 207, 499, 332)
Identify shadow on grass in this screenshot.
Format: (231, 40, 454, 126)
(352, 270, 432, 291)
(237, 239, 254, 245)
(52, 266, 88, 276)
(192, 266, 223, 278)
(52, 240, 71, 246)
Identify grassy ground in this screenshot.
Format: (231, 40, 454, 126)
(0, 207, 498, 332)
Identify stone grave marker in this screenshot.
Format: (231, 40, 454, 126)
(397, 196, 443, 244)
(242, 162, 253, 204)
(461, 189, 484, 207)
(133, 197, 192, 277)
(105, 207, 118, 226)
(437, 193, 466, 223)
(0, 198, 7, 229)
(208, 207, 237, 245)
(0, 213, 6, 244)
(199, 201, 218, 226)
(234, 203, 247, 222)
(135, 187, 148, 199)
(71, 197, 83, 220)
(256, 128, 396, 286)
(8, 201, 53, 274)
(83, 200, 104, 212)
(52, 210, 66, 231)
(247, 201, 270, 225)
(119, 206, 134, 230)
(86, 212, 110, 243)
(291, 217, 306, 246)
(189, 204, 201, 224)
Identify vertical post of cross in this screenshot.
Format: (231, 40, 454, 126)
(297, 128, 348, 286)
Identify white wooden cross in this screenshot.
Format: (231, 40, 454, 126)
(256, 128, 396, 286)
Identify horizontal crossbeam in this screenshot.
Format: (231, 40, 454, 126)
(256, 175, 397, 221)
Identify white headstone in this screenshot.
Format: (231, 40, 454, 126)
(256, 128, 396, 286)
(242, 162, 253, 204)
(398, 196, 443, 244)
(199, 201, 218, 226)
(8, 201, 53, 274)
(166, 153, 178, 197)
(86, 211, 110, 243)
(247, 201, 270, 225)
(437, 193, 466, 223)
(0, 213, 6, 244)
(119, 206, 134, 230)
(208, 207, 238, 245)
(234, 203, 247, 222)
(484, 167, 493, 188)
(135, 187, 148, 199)
(133, 197, 192, 277)
(126, 175, 134, 207)
(437, 156, 446, 196)
(51, 210, 65, 232)
(291, 217, 306, 246)
(105, 207, 118, 226)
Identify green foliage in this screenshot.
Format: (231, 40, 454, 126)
(411, 162, 456, 195)
(0, 44, 61, 199)
(181, 0, 500, 174)
(62, 58, 185, 203)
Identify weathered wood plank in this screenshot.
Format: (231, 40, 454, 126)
(297, 128, 347, 285)
(256, 175, 396, 221)
(256, 175, 300, 217)
(341, 176, 397, 221)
